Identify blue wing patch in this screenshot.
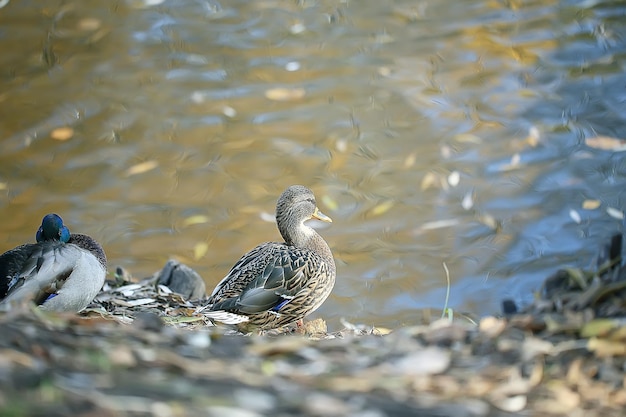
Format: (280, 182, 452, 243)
(271, 297, 291, 312)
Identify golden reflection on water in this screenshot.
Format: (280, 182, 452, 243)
(1, 0, 625, 329)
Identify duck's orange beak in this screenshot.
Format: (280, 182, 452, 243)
(312, 207, 332, 223)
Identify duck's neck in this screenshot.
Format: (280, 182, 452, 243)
(281, 221, 334, 269)
(281, 221, 315, 248)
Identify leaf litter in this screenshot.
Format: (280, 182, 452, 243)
(1, 236, 626, 416)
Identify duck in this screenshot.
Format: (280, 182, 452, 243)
(0, 213, 107, 312)
(202, 185, 336, 331)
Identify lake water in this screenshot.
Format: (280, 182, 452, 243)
(1, 0, 625, 329)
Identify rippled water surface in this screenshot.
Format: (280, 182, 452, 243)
(1, 0, 626, 328)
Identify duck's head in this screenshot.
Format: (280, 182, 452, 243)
(36, 213, 71, 243)
(276, 185, 331, 245)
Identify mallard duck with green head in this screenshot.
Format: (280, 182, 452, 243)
(202, 185, 336, 331)
(0, 213, 107, 312)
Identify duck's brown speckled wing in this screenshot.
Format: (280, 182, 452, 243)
(208, 242, 331, 317)
(208, 243, 273, 300)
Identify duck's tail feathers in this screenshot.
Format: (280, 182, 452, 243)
(200, 309, 250, 324)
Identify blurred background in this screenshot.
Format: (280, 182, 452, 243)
(1, 0, 625, 329)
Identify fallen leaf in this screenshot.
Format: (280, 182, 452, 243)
(193, 242, 209, 260)
(78, 18, 102, 31)
(448, 171, 460, 187)
(419, 218, 461, 231)
(125, 160, 158, 176)
(404, 152, 416, 168)
(369, 200, 394, 216)
(222, 105, 237, 117)
(289, 22, 306, 34)
(536, 384, 580, 414)
(478, 213, 499, 230)
(182, 215, 210, 227)
(462, 191, 474, 210)
(113, 284, 143, 295)
(321, 194, 338, 211)
(157, 285, 172, 294)
(265, 87, 306, 101)
(454, 133, 483, 144)
(391, 347, 451, 375)
(565, 358, 585, 385)
(421, 172, 439, 190)
(479, 316, 506, 338)
(606, 207, 624, 220)
(303, 318, 327, 334)
(162, 316, 205, 324)
(526, 127, 540, 147)
(490, 394, 527, 412)
(112, 298, 157, 307)
(587, 337, 626, 357)
(580, 319, 620, 338)
(521, 337, 554, 361)
(585, 136, 626, 152)
(372, 327, 393, 336)
(582, 199, 601, 210)
(51, 127, 74, 141)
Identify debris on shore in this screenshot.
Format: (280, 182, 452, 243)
(1, 235, 625, 416)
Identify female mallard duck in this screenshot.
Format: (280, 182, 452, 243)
(0, 213, 107, 312)
(203, 185, 336, 331)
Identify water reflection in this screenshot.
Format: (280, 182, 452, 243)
(1, 0, 625, 329)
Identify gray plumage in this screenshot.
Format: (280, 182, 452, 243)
(157, 259, 206, 300)
(204, 185, 336, 331)
(0, 228, 107, 313)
